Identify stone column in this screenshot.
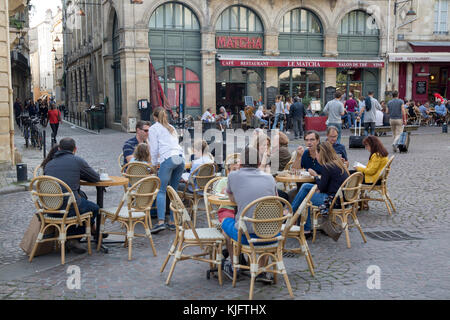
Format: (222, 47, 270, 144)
(264, 31, 279, 105)
(201, 31, 216, 114)
(406, 63, 413, 100)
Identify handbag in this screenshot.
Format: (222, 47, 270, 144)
(318, 194, 343, 242)
(20, 214, 57, 257)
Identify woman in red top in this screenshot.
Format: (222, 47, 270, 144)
(47, 104, 61, 143)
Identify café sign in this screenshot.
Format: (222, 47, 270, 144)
(219, 58, 384, 68)
(216, 36, 263, 50)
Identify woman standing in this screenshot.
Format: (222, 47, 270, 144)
(290, 141, 350, 235)
(284, 96, 292, 132)
(48, 104, 61, 144)
(148, 107, 185, 233)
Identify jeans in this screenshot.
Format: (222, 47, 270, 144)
(292, 117, 303, 138)
(157, 155, 185, 222)
(50, 123, 59, 140)
(347, 112, 356, 128)
(364, 122, 375, 136)
(259, 118, 268, 126)
(328, 122, 342, 144)
(291, 183, 329, 231)
(272, 113, 284, 131)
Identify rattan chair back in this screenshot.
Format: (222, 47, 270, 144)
(203, 176, 226, 228)
(121, 161, 155, 188)
(167, 186, 197, 235)
(329, 172, 364, 210)
(118, 153, 124, 169)
(33, 165, 44, 178)
(126, 176, 160, 213)
(224, 153, 240, 176)
(190, 162, 217, 190)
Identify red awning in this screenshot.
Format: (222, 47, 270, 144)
(217, 55, 385, 68)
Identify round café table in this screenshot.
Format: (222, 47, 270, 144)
(80, 176, 129, 252)
(206, 194, 236, 207)
(275, 174, 315, 184)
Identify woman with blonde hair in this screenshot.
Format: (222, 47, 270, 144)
(131, 143, 151, 163)
(290, 141, 349, 235)
(148, 107, 185, 233)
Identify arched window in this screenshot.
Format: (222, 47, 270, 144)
(149, 3, 201, 113)
(216, 6, 263, 32)
(339, 10, 379, 35)
(278, 8, 323, 56)
(338, 10, 379, 57)
(279, 8, 322, 33)
(149, 2, 199, 30)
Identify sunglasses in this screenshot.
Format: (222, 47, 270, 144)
(138, 128, 149, 132)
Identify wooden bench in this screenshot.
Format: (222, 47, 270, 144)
(374, 125, 419, 149)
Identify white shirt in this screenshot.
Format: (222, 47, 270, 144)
(275, 101, 284, 114)
(284, 102, 290, 114)
(148, 122, 184, 165)
(201, 111, 214, 122)
(375, 110, 384, 126)
(255, 109, 264, 119)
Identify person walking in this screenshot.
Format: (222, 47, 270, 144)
(148, 107, 185, 233)
(386, 91, 406, 152)
(13, 98, 22, 127)
(323, 91, 345, 144)
(289, 96, 306, 139)
(48, 103, 62, 144)
(344, 93, 358, 128)
(272, 95, 285, 131)
(284, 96, 292, 132)
(359, 91, 382, 136)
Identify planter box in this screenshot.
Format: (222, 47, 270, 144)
(305, 116, 327, 132)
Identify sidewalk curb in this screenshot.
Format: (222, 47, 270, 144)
(62, 120, 100, 135)
(0, 184, 28, 195)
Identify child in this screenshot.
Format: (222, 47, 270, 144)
(214, 159, 240, 222)
(131, 143, 150, 163)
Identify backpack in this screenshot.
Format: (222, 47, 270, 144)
(365, 96, 372, 112)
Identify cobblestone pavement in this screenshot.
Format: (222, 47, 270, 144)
(0, 122, 449, 300)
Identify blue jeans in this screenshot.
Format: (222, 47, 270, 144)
(221, 218, 277, 245)
(272, 113, 284, 131)
(347, 112, 356, 128)
(328, 122, 342, 144)
(157, 155, 185, 222)
(291, 183, 329, 231)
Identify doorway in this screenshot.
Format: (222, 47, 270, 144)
(216, 83, 245, 114)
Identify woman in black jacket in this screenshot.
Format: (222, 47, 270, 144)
(290, 141, 349, 234)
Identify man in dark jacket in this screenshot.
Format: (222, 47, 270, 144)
(289, 96, 306, 139)
(44, 137, 100, 253)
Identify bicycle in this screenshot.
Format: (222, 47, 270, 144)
(21, 116, 31, 148)
(30, 117, 42, 149)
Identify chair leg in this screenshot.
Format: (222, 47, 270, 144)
(278, 254, 294, 298)
(29, 240, 40, 263)
(145, 216, 157, 256)
(127, 225, 134, 261)
(382, 194, 393, 216)
(232, 245, 238, 288)
(60, 239, 65, 265)
(302, 239, 315, 277)
(217, 244, 223, 286)
(385, 191, 397, 213)
(351, 212, 367, 244)
(161, 239, 177, 273)
(96, 213, 105, 252)
(249, 273, 256, 300)
(166, 250, 180, 285)
(86, 217, 92, 255)
(342, 216, 351, 249)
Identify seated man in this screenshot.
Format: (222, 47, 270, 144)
(326, 126, 349, 167)
(222, 146, 278, 283)
(201, 108, 215, 123)
(122, 120, 150, 165)
(44, 137, 100, 254)
(419, 102, 431, 124)
(435, 102, 447, 125)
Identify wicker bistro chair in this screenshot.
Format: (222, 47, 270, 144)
(203, 177, 228, 230)
(311, 172, 366, 248)
(281, 185, 317, 277)
(29, 176, 93, 265)
(231, 196, 295, 300)
(97, 176, 160, 260)
(33, 164, 43, 178)
(179, 162, 218, 227)
(121, 161, 156, 191)
(360, 156, 396, 216)
(161, 186, 226, 285)
(118, 153, 124, 169)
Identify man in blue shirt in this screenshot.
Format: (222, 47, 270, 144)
(297, 130, 323, 174)
(326, 126, 349, 167)
(122, 120, 150, 165)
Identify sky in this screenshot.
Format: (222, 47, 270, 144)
(30, 0, 62, 28)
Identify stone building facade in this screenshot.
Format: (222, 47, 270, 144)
(62, 0, 446, 132)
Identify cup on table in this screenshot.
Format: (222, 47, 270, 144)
(99, 168, 109, 181)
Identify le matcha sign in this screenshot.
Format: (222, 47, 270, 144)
(216, 36, 263, 50)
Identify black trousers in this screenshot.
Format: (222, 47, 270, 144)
(50, 123, 59, 140)
(292, 117, 303, 138)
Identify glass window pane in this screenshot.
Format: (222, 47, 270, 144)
(230, 7, 238, 31)
(149, 12, 156, 28)
(308, 71, 320, 82)
(300, 10, 307, 32)
(348, 12, 355, 34)
(167, 66, 183, 81)
(358, 11, 365, 34)
(156, 67, 165, 82)
(186, 68, 199, 81)
(280, 83, 290, 99)
(292, 68, 306, 81)
(249, 12, 256, 32)
(240, 7, 247, 31)
(222, 9, 230, 30)
(217, 70, 229, 82)
(308, 83, 321, 99)
(311, 17, 321, 33)
(293, 83, 307, 98)
(283, 12, 291, 33)
(192, 13, 199, 30)
(184, 8, 192, 29)
(292, 10, 299, 32)
(165, 3, 173, 28)
(174, 4, 182, 29)
(155, 6, 164, 28)
(279, 70, 290, 82)
(186, 83, 200, 107)
(255, 15, 262, 31)
(231, 68, 246, 82)
(247, 82, 261, 101)
(166, 82, 178, 107)
(247, 70, 261, 83)
(216, 13, 222, 30)
(340, 15, 348, 34)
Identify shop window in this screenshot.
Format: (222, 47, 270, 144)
(279, 68, 323, 101)
(230, 68, 247, 82)
(279, 70, 290, 82)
